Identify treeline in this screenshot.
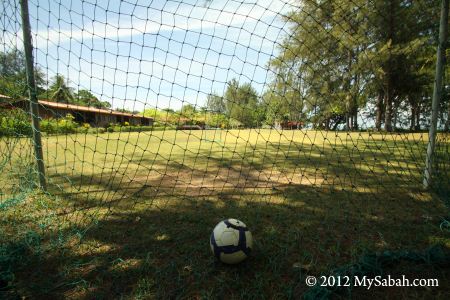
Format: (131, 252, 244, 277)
(143, 79, 264, 129)
(0, 49, 111, 109)
(265, 0, 449, 131)
(2, 0, 449, 132)
(148, 0, 449, 132)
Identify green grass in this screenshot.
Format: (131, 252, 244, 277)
(1, 129, 449, 299)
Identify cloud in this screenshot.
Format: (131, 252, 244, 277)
(3, 0, 300, 111)
(33, 0, 295, 44)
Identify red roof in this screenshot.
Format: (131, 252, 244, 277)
(37, 100, 152, 120)
(1, 96, 152, 120)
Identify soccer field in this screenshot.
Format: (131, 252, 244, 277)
(3, 0, 450, 297)
(41, 129, 430, 201)
(2, 130, 449, 298)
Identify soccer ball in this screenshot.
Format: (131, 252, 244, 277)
(210, 218, 253, 264)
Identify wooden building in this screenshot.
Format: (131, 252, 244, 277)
(278, 121, 304, 130)
(0, 96, 153, 127)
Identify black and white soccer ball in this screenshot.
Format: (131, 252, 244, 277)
(210, 218, 253, 264)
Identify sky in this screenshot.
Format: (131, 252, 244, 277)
(4, 0, 298, 112)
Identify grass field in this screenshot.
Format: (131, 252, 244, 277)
(1, 129, 449, 299)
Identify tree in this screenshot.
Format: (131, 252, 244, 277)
(352, 0, 441, 131)
(180, 104, 196, 117)
(116, 108, 139, 114)
(267, 0, 440, 131)
(224, 79, 260, 128)
(48, 74, 74, 103)
(268, 0, 370, 130)
(0, 48, 45, 99)
(264, 58, 307, 126)
(206, 93, 226, 114)
(75, 89, 111, 109)
(443, 59, 450, 131)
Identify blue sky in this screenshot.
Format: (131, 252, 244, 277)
(16, 0, 297, 112)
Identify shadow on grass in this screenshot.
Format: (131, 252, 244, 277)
(3, 180, 449, 299)
(44, 136, 430, 212)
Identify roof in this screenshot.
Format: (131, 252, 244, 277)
(37, 100, 153, 120)
(0, 96, 152, 120)
(0, 94, 12, 99)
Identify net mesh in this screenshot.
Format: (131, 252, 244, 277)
(1, 0, 449, 298)
(0, 0, 35, 208)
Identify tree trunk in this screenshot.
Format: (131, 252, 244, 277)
(345, 50, 353, 131)
(384, 87, 393, 132)
(375, 90, 384, 130)
(353, 107, 358, 130)
(393, 98, 399, 130)
(384, 0, 395, 132)
(415, 102, 421, 130)
(352, 72, 359, 131)
(409, 96, 420, 131)
(331, 116, 344, 131)
(410, 104, 416, 131)
(445, 101, 450, 132)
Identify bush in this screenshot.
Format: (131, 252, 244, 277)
(40, 114, 78, 134)
(150, 122, 176, 131)
(58, 114, 78, 134)
(0, 109, 33, 137)
(40, 119, 57, 134)
(114, 125, 155, 132)
(150, 125, 174, 131)
(103, 125, 162, 133)
(136, 126, 157, 132)
(88, 127, 106, 134)
(176, 125, 203, 130)
(74, 123, 90, 134)
(77, 127, 88, 134)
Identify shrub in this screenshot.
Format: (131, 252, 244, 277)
(40, 114, 78, 134)
(40, 119, 57, 134)
(75, 123, 91, 134)
(176, 125, 203, 130)
(58, 114, 78, 134)
(102, 125, 159, 133)
(88, 127, 106, 134)
(77, 127, 88, 134)
(0, 109, 33, 137)
(151, 125, 176, 131)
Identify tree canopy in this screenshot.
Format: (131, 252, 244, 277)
(224, 79, 262, 127)
(48, 74, 75, 104)
(0, 49, 44, 99)
(266, 0, 445, 131)
(75, 90, 111, 109)
(0, 49, 111, 110)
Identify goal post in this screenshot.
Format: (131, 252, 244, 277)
(19, 0, 46, 191)
(423, 0, 449, 189)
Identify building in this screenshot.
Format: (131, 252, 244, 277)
(0, 95, 153, 127)
(280, 121, 303, 130)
